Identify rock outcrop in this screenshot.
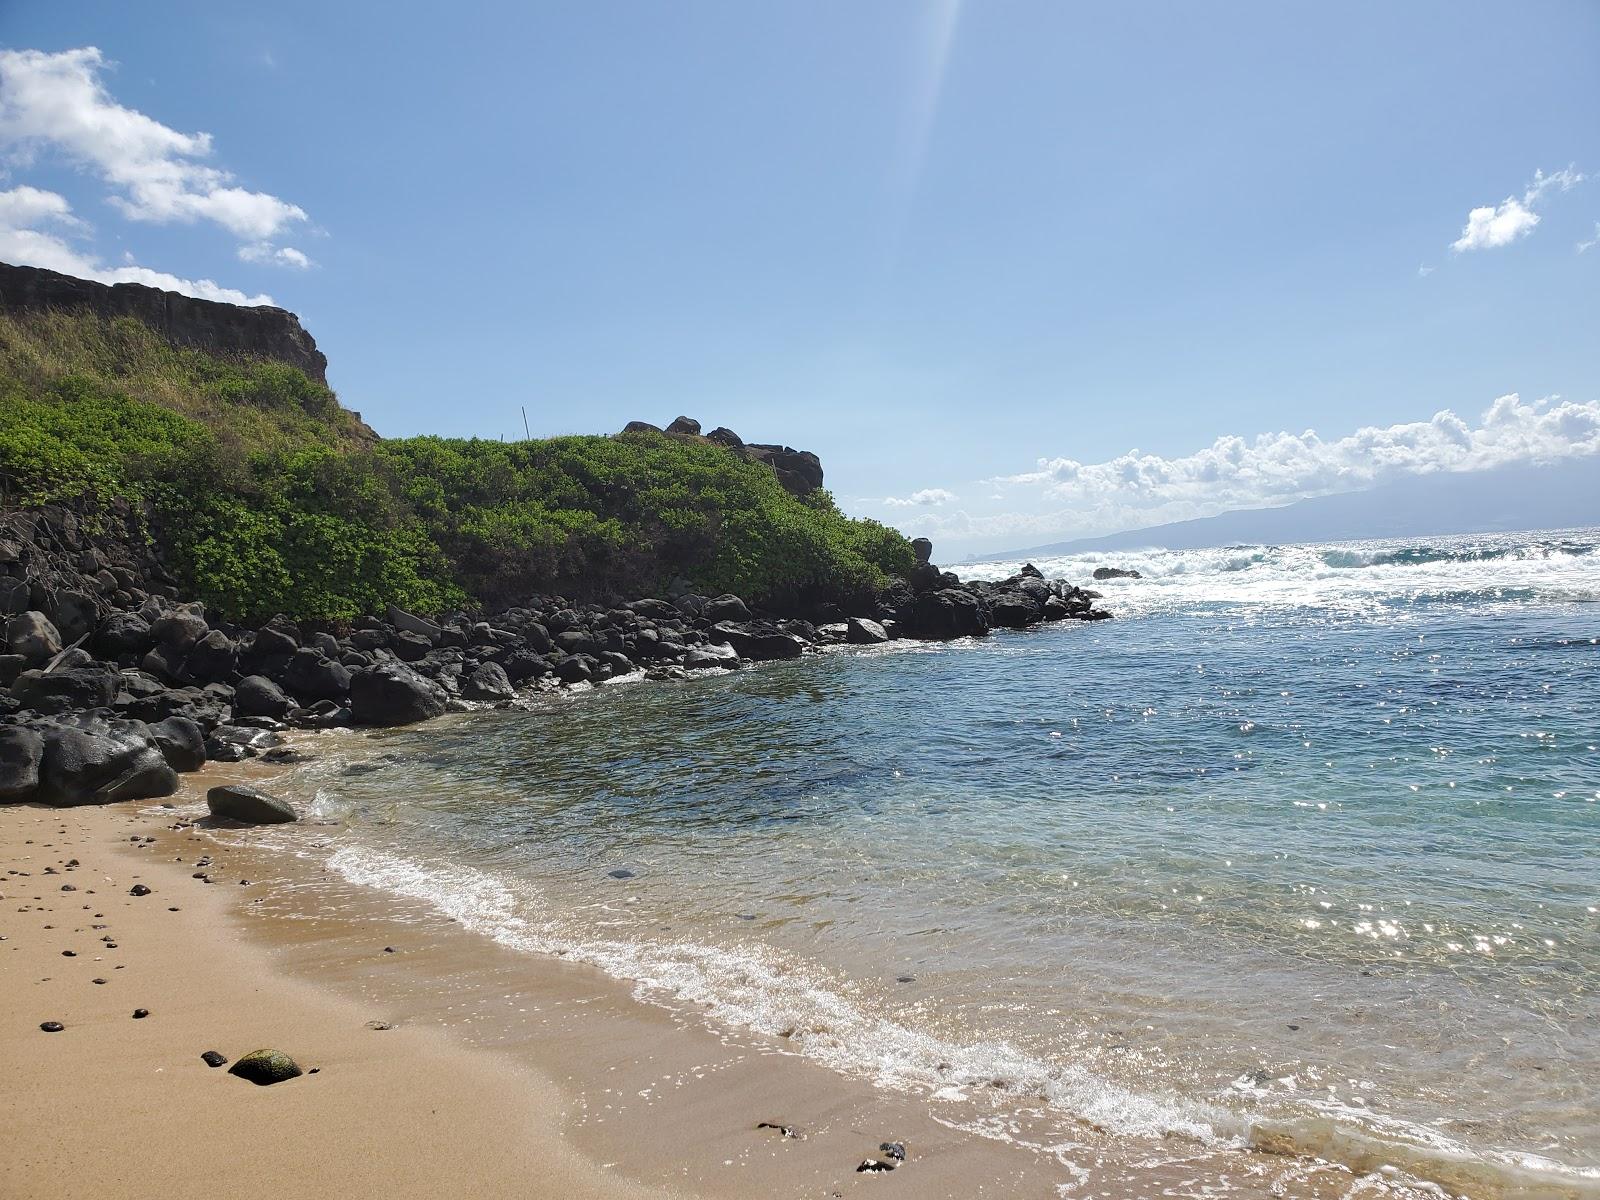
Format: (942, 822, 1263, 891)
(621, 417, 825, 498)
(0, 262, 329, 385)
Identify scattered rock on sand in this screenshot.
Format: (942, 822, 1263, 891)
(129, 884, 151, 896)
(201, 1050, 228, 1068)
(205, 783, 298, 824)
(228, 1048, 303, 1085)
(879, 1141, 907, 1161)
(756, 1122, 802, 1139)
(856, 1158, 896, 1173)
(132, 1008, 149, 1019)
(39, 1020, 64, 1033)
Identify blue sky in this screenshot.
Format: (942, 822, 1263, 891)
(2, 1, 1597, 555)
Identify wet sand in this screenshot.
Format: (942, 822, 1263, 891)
(2, 764, 1392, 1200)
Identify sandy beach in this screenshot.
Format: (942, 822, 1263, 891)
(0, 768, 1081, 1200)
(2, 755, 1501, 1200)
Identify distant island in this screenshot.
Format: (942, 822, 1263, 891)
(976, 458, 1600, 560)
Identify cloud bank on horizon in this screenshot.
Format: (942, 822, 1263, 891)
(0, 46, 313, 306)
(870, 393, 1600, 551)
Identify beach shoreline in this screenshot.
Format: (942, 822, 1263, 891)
(5, 727, 1581, 1200)
(0, 765, 1085, 1200)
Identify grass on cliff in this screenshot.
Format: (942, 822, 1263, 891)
(0, 309, 912, 622)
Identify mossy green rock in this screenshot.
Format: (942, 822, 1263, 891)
(227, 1048, 303, 1085)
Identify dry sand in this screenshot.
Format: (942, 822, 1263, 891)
(2, 769, 1371, 1200)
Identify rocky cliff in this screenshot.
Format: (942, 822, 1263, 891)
(0, 262, 328, 385)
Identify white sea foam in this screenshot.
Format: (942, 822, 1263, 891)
(963, 531, 1600, 619)
(321, 843, 1600, 1199)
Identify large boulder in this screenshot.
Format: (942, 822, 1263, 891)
(0, 726, 45, 802)
(460, 661, 514, 702)
(908, 588, 989, 641)
(149, 715, 206, 773)
(181, 629, 238, 683)
(1092, 566, 1142, 581)
(741, 443, 823, 496)
(709, 621, 805, 661)
(93, 612, 153, 658)
(206, 783, 297, 824)
(6, 611, 62, 664)
(386, 605, 441, 643)
(233, 675, 292, 719)
(150, 609, 208, 652)
(702, 594, 752, 624)
(349, 662, 447, 726)
(989, 592, 1042, 629)
(281, 649, 351, 702)
(665, 415, 702, 435)
(845, 616, 890, 645)
(11, 666, 120, 713)
(39, 718, 178, 805)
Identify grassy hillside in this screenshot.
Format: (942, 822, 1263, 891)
(0, 309, 912, 621)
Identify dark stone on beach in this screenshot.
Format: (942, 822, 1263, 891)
(206, 783, 298, 824)
(201, 1050, 228, 1068)
(756, 1122, 801, 1138)
(250, 624, 299, 658)
(205, 724, 282, 762)
(129, 883, 151, 896)
(709, 621, 804, 661)
(1092, 566, 1142, 580)
(149, 716, 206, 773)
(908, 588, 988, 641)
(989, 592, 1042, 629)
(702, 594, 751, 624)
(151, 610, 208, 652)
(93, 612, 153, 659)
(132, 1008, 149, 1019)
(40, 1020, 64, 1032)
(0, 726, 44, 802)
(40, 718, 178, 805)
(845, 617, 889, 645)
(282, 649, 351, 702)
(349, 662, 447, 726)
(386, 605, 442, 643)
(11, 665, 120, 713)
(554, 654, 595, 684)
(461, 660, 514, 702)
(857, 1158, 895, 1173)
(365, 1020, 394, 1031)
(880, 1141, 907, 1161)
(181, 630, 237, 683)
(228, 1048, 303, 1085)
(232, 672, 291, 720)
(7, 611, 63, 663)
(608, 868, 635, 879)
(391, 630, 433, 662)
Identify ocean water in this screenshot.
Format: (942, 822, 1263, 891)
(263, 529, 1599, 1197)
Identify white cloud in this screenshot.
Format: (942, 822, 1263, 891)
(1578, 223, 1599, 254)
(239, 242, 312, 269)
(882, 487, 957, 508)
(0, 185, 274, 305)
(1416, 263, 1434, 277)
(0, 47, 308, 241)
(1451, 165, 1585, 252)
(890, 395, 1600, 547)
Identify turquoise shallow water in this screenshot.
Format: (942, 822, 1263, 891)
(261, 529, 1600, 1197)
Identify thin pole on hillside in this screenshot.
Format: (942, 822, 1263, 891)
(522, 406, 530, 440)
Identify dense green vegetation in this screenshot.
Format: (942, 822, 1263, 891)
(0, 310, 912, 621)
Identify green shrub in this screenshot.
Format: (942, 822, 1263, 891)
(0, 309, 913, 620)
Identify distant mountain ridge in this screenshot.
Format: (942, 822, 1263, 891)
(976, 458, 1600, 560)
